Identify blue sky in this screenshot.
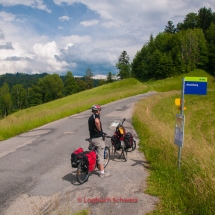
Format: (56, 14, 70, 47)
(0, 0, 214, 77)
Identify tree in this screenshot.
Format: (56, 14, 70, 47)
(0, 82, 12, 117)
(84, 68, 94, 89)
(98, 79, 106, 86)
(27, 85, 43, 107)
(197, 7, 213, 32)
(205, 23, 215, 74)
(177, 13, 198, 31)
(156, 53, 174, 78)
(164, 21, 176, 34)
(106, 72, 114, 83)
(76, 78, 87, 92)
(38, 73, 64, 102)
(131, 45, 150, 80)
(11, 84, 27, 109)
(116, 50, 130, 79)
(64, 71, 78, 96)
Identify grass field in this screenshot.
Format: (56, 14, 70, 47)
(133, 69, 215, 214)
(1, 69, 214, 214)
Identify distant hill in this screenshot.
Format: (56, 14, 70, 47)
(0, 73, 49, 89)
(0, 73, 105, 89)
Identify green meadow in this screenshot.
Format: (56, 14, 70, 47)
(133, 69, 215, 214)
(1, 69, 214, 214)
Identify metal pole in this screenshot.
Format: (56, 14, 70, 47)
(178, 78, 185, 170)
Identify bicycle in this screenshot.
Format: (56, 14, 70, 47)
(111, 118, 136, 162)
(76, 136, 111, 184)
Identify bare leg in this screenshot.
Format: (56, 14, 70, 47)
(99, 164, 104, 171)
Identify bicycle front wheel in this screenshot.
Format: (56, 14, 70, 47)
(97, 146, 110, 170)
(127, 139, 136, 152)
(104, 146, 110, 168)
(76, 162, 90, 184)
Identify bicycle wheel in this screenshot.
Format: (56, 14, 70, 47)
(127, 139, 136, 152)
(96, 146, 110, 170)
(104, 146, 110, 168)
(76, 161, 90, 184)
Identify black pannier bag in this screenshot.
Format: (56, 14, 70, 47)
(124, 132, 133, 149)
(71, 148, 84, 168)
(111, 134, 121, 150)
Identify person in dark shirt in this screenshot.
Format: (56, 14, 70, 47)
(88, 104, 110, 177)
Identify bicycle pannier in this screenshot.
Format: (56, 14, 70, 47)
(84, 151, 96, 172)
(124, 132, 133, 149)
(71, 147, 84, 168)
(111, 134, 121, 150)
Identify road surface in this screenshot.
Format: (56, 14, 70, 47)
(0, 92, 158, 215)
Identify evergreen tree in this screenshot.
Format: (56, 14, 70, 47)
(197, 7, 213, 32)
(106, 72, 113, 83)
(84, 68, 94, 89)
(164, 21, 176, 34)
(116, 51, 130, 79)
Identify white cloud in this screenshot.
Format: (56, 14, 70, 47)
(80, 19, 99, 26)
(61, 35, 92, 44)
(59, 16, 70, 21)
(0, 11, 15, 22)
(0, 0, 51, 12)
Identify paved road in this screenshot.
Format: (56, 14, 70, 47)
(0, 92, 158, 215)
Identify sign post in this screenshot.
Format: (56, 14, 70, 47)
(175, 78, 185, 170)
(174, 77, 207, 170)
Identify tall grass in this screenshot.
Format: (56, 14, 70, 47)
(133, 69, 215, 214)
(0, 78, 148, 141)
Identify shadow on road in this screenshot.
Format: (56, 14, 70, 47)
(62, 169, 101, 185)
(130, 159, 150, 169)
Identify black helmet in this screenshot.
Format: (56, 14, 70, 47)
(91, 104, 101, 111)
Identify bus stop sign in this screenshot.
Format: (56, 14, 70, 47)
(184, 77, 207, 95)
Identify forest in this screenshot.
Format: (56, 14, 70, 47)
(0, 69, 114, 118)
(0, 6, 214, 118)
(131, 7, 215, 80)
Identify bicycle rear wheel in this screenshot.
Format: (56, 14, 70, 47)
(127, 139, 136, 152)
(97, 146, 110, 170)
(76, 162, 90, 184)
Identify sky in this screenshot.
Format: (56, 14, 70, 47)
(0, 0, 215, 77)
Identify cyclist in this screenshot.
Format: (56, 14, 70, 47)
(88, 104, 110, 177)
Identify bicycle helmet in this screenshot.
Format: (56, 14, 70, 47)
(91, 104, 101, 111)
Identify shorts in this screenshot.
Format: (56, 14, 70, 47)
(91, 137, 105, 165)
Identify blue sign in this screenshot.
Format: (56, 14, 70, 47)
(184, 77, 207, 95)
